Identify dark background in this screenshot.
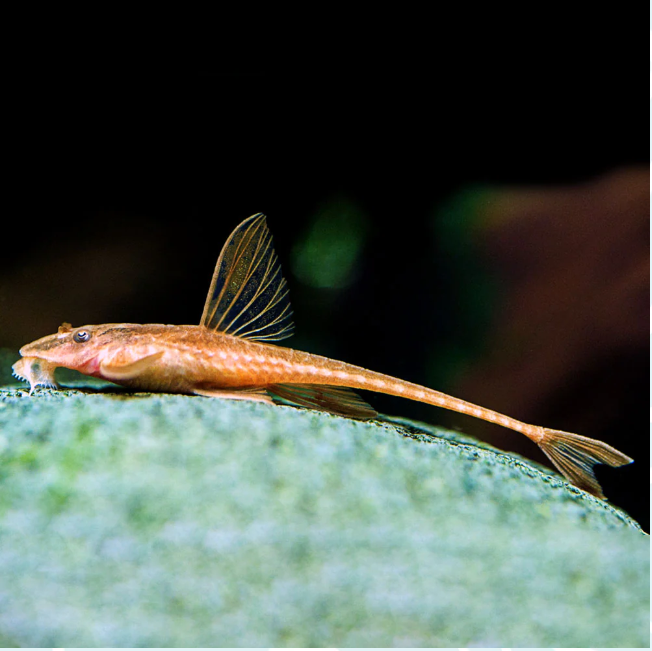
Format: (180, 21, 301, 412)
(0, 70, 648, 529)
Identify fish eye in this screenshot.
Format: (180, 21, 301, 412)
(73, 330, 91, 343)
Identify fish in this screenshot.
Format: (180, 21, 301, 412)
(14, 213, 633, 498)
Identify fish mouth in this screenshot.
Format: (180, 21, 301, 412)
(11, 358, 31, 383)
(12, 356, 60, 394)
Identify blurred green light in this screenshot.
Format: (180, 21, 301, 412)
(292, 198, 368, 289)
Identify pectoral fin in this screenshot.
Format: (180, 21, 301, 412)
(99, 351, 164, 380)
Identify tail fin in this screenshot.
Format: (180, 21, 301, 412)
(537, 429, 633, 499)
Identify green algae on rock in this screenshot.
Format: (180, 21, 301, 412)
(0, 377, 647, 647)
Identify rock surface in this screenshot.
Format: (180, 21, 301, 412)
(0, 358, 647, 647)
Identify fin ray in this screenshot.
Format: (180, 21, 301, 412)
(270, 383, 378, 419)
(538, 428, 633, 498)
(200, 214, 295, 341)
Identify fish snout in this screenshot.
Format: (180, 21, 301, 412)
(19, 331, 69, 359)
(19, 342, 37, 357)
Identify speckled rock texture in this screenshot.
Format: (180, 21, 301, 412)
(0, 351, 648, 647)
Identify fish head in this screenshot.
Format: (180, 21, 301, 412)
(18, 323, 136, 376)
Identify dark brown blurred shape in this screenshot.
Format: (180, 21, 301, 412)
(449, 168, 649, 464)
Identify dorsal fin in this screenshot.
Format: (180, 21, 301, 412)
(200, 214, 295, 341)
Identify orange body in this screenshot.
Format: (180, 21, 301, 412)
(13, 213, 633, 498)
(18, 323, 540, 436)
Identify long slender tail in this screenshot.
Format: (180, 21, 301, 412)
(357, 373, 635, 499)
(270, 353, 635, 499)
(537, 428, 633, 499)
(353, 373, 634, 499)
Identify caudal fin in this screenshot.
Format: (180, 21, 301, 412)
(537, 429, 633, 499)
